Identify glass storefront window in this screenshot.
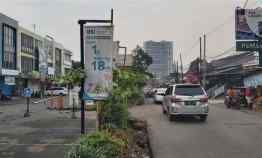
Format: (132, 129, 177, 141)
(2, 24, 16, 70)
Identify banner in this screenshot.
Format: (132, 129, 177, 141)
(39, 48, 48, 76)
(83, 25, 113, 100)
(236, 7, 262, 40)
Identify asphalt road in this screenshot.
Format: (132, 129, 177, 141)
(130, 101, 262, 158)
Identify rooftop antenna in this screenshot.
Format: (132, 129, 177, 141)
(32, 24, 36, 33)
(243, 0, 249, 8)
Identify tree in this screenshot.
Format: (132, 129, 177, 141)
(56, 68, 85, 88)
(132, 46, 153, 73)
(72, 60, 81, 69)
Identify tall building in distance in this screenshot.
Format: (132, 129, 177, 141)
(144, 41, 173, 79)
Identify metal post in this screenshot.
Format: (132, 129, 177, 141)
(72, 97, 76, 119)
(199, 37, 202, 84)
(176, 60, 179, 83)
(79, 21, 85, 134)
(24, 97, 30, 117)
(203, 34, 207, 88)
(78, 9, 114, 134)
(180, 53, 183, 83)
(123, 47, 127, 66)
(111, 8, 114, 25)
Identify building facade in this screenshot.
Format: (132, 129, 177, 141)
(16, 27, 44, 94)
(0, 12, 73, 97)
(54, 42, 64, 77)
(0, 13, 19, 96)
(144, 41, 173, 79)
(63, 49, 72, 74)
(115, 54, 133, 67)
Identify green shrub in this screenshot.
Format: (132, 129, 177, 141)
(100, 68, 146, 129)
(66, 131, 125, 158)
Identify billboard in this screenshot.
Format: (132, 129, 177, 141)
(236, 7, 262, 52)
(236, 7, 262, 40)
(83, 25, 114, 100)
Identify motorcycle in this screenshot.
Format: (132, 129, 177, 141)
(225, 96, 240, 109)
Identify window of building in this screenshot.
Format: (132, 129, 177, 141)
(55, 48, 62, 75)
(2, 24, 16, 69)
(34, 39, 41, 71)
(21, 56, 34, 74)
(21, 33, 34, 55)
(64, 54, 71, 62)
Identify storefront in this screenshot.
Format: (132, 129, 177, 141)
(0, 13, 19, 97)
(0, 69, 18, 96)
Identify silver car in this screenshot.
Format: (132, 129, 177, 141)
(154, 88, 167, 104)
(162, 84, 209, 121)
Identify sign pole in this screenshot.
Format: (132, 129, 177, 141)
(79, 21, 86, 134)
(24, 97, 30, 117)
(78, 9, 114, 134)
(23, 88, 32, 117)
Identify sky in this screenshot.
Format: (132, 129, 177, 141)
(0, 0, 260, 67)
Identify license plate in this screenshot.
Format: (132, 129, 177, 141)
(185, 101, 196, 106)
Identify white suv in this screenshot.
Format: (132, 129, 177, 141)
(162, 84, 209, 121)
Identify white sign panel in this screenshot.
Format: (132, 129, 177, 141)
(84, 25, 113, 100)
(244, 73, 262, 87)
(5, 76, 15, 85)
(48, 67, 55, 75)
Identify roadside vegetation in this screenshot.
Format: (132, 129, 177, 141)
(65, 46, 153, 158)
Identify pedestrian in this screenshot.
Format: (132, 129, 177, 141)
(227, 86, 236, 108)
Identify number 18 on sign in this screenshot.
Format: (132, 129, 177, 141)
(84, 26, 114, 100)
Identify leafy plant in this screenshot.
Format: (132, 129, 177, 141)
(100, 68, 147, 129)
(132, 45, 153, 73)
(55, 68, 86, 88)
(66, 131, 125, 158)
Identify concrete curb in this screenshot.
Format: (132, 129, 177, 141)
(146, 124, 155, 158)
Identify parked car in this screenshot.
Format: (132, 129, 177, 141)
(162, 84, 209, 121)
(46, 87, 68, 96)
(154, 88, 167, 104)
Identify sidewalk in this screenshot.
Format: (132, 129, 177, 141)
(0, 97, 26, 106)
(0, 100, 96, 158)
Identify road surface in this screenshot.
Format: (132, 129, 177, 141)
(0, 98, 96, 158)
(130, 101, 262, 158)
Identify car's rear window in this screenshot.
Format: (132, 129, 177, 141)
(48, 87, 64, 90)
(55, 88, 64, 90)
(175, 85, 204, 96)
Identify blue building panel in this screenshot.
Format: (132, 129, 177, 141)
(0, 13, 18, 96)
(0, 77, 14, 96)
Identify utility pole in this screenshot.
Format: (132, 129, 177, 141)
(176, 60, 179, 83)
(199, 37, 202, 84)
(78, 9, 114, 134)
(180, 53, 183, 83)
(203, 34, 207, 88)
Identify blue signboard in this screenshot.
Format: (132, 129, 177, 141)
(23, 88, 33, 97)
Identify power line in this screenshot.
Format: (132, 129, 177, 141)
(207, 46, 235, 60)
(182, 1, 258, 64)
